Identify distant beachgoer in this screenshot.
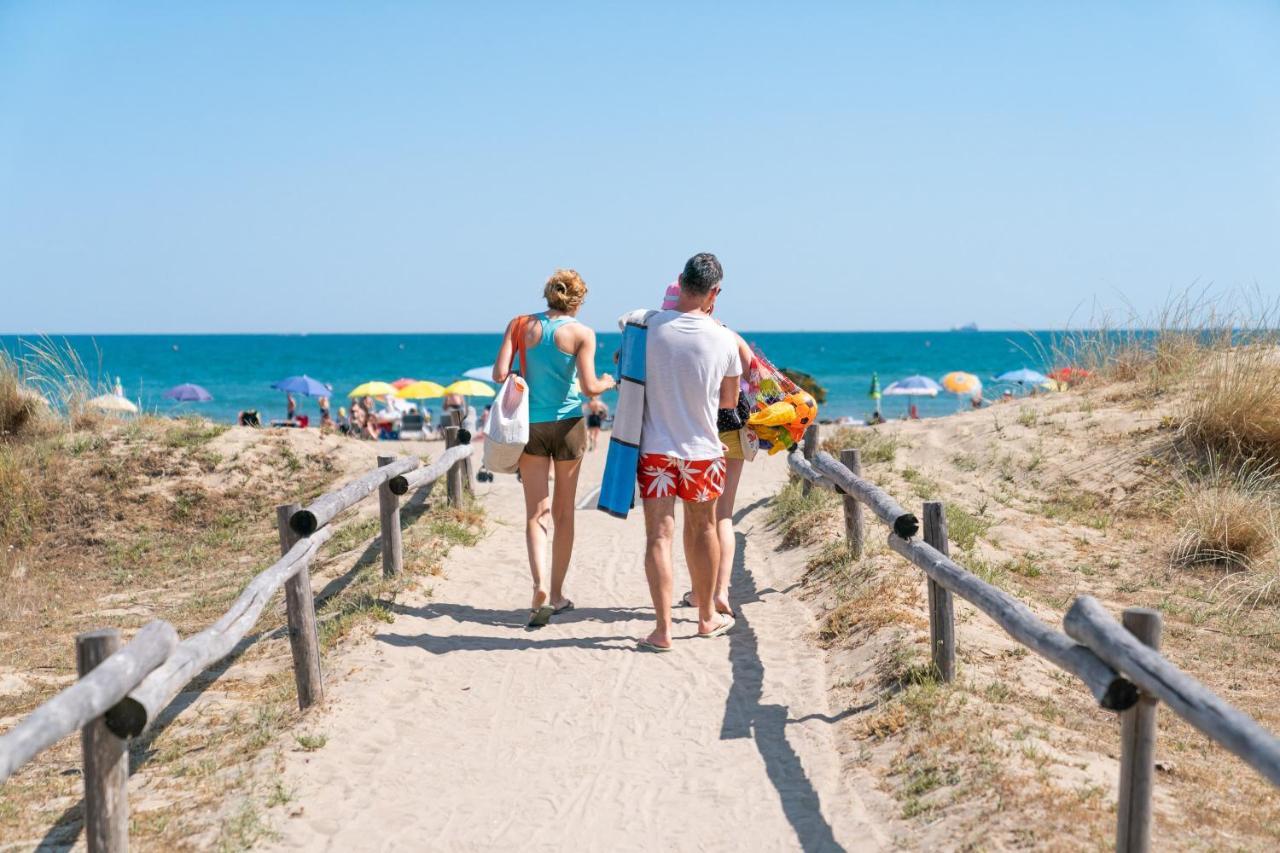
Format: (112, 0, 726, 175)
(970, 393, 984, 409)
(583, 396, 609, 451)
(492, 269, 615, 627)
(286, 393, 297, 422)
(1000, 390, 1014, 403)
(318, 396, 332, 427)
(908, 402, 920, 419)
(868, 411, 886, 426)
(237, 409, 261, 427)
(636, 253, 740, 652)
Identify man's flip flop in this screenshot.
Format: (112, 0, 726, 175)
(527, 605, 554, 628)
(637, 638, 674, 653)
(553, 599, 575, 614)
(697, 615, 736, 639)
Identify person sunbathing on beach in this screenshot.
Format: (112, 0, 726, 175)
(492, 269, 615, 627)
(637, 253, 741, 651)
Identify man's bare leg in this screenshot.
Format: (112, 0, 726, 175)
(682, 499, 724, 635)
(518, 453, 552, 612)
(642, 497, 677, 648)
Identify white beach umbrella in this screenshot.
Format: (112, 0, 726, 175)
(463, 365, 495, 382)
(89, 393, 138, 413)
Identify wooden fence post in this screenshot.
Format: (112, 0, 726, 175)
(276, 503, 323, 710)
(443, 426, 464, 509)
(839, 448, 864, 559)
(449, 409, 474, 493)
(801, 424, 819, 496)
(377, 456, 404, 578)
(1116, 608, 1162, 853)
(76, 629, 127, 853)
(921, 501, 956, 683)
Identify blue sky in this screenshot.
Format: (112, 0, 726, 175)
(2, 2, 1277, 333)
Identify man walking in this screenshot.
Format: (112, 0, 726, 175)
(638, 253, 741, 651)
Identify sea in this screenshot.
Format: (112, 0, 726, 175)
(0, 331, 1060, 424)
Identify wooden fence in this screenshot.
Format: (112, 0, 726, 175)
(789, 424, 1280, 853)
(0, 438, 475, 851)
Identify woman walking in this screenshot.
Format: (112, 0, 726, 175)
(493, 269, 615, 627)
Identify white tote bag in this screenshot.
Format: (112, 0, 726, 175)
(482, 317, 531, 474)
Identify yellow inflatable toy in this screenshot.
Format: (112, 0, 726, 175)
(747, 392, 818, 455)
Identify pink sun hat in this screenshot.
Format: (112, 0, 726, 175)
(661, 280, 680, 310)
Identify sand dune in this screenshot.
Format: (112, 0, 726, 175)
(266, 449, 885, 851)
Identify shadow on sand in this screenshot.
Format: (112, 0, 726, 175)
(720, 530, 845, 852)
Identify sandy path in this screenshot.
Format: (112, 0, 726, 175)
(266, 448, 886, 852)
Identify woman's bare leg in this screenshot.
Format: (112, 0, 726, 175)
(549, 456, 583, 608)
(712, 458, 744, 614)
(519, 453, 552, 611)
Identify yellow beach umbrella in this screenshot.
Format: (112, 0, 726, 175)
(348, 381, 396, 398)
(395, 380, 447, 399)
(941, 371, 982, 396)
(444, 379, 496, 398)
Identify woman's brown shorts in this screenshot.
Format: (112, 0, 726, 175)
(525, 417, 588, 461)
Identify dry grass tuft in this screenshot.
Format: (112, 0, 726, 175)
(821, 425, 900, 463)
(768, 478, 839, 548)
(1172, 483, 1276, 571)
(1179, 344, 1280, 466)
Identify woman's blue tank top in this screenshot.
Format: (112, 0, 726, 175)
(525, 313, 583, 423)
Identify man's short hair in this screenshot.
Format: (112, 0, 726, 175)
(678, 253, 723, 297)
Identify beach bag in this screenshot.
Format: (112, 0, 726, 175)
(482, 317, 531, 475)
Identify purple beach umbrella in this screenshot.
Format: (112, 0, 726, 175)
(163, 383, 213, 402)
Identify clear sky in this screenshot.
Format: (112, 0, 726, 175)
(2, 1, 1277, 334)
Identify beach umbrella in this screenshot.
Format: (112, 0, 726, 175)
(940, 372, 982, 396)
(348, 381, 397, 399)
(995, 368, 1049, 385)
(463, 366, 496, 382)
(1049, 367, 1091, 384)
(89, 393, 138, 413)
(395, 380, 447, 399)
(390, 378, 417, 389)
(444, 379, 496, 398)
(271, 375, 331, 397)
(163, 383, 213, 402)
(882, 376, 941, 397)
(868, 372, 882, 415)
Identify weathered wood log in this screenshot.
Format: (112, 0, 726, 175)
(1116, 608, 1161, 853)
(444, 426, 464, 509)
(377, 456, 404, 578)
(786, 451, 839, 492)
(0, 620, 177, 785)
(278, 503, 323, 710)
(922, 502, 956, 683)
(839, 448, 864, 559)
(812, 451, 910, 529)
(401, 443, 473, 492)
(106, 526, 334, 737)
(888, 535, 1136, 710)
(801, 424, 819, 496)
(77, 630, 128, 853)
(1065, 595, 1280, 787)
(289, 456, 421, 536)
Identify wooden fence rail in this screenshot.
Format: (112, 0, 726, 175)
(788, 425, 1280, 851)
(0, 439, 475, 851)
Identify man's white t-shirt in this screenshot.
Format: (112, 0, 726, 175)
(641, 310, 742, 460)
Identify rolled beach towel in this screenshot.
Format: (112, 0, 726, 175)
(598, 309, 656, 518)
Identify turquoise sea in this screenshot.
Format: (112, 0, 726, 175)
(1, 332, 1059, 424)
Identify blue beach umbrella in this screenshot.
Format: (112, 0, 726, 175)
(271, 375, 332, 397)
(995, 368, 1049, 385)
(163, 383, 213, 402)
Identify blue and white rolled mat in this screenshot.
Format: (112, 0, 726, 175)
(598, 309, 655, 519)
